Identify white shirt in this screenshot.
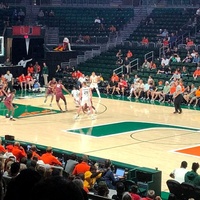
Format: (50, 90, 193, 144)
(161, 58, 169, 66)
(78, 77, 86, 84)
(71, 89, 80, 100)
(81, 86, 90, 101)
(172, 168, 187, 183)
(4, 74, 13, 82)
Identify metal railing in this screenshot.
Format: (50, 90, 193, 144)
(130, 58, 139, 70)
(113, 65, 123, 76)
(144, 51, 154, 61)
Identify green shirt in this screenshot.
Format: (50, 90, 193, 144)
(42, 66, 49, 75)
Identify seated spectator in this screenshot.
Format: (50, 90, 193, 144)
(112, 181, 125, 200)
(96, 181, 109, 197)
(181, 66, 189, 77)
(83, 165, 102, 192)
(161, 57, 169, 66)
(4, 58, 12, 67)
(182, 54, 193, 63)
(49, 10, 55, 17)
(18, 74, 27, 90)
(38, 9, 44, 18)
(191, 49, 197, 58)
(169, 54, 181, 63)
(193, 66, 200, 80)
(116, 56, 123, 66)
(41, 146, 62, 166)
(148, 18, 154, 25)
(162, 37, 169, 47)
(116, 49, 123, 58)
(141, 59, 150, 69)
(65, 153, 78, 175)
(192, 53, 200, 63)
(101, 159, 117, 189)
(106, 79, 118, 95)
(184, 84, 196, 104)
(122, 192, 132, 200)
(30, 176, 84, 200)
(185, 162, 199, 184)
(149, 61, 156, 70)
(26, 73, 34, 90)
(12, 142, 26, 162)
(160, 29, 168, 37)
(157, 63, 166, 74)
(159, 81, 170, 102)
(116, 78, 128, 96)
(142, 190, 162, 200)
(151, 81, 164, 101)
(109, 25, 116, 33)
(169, 33, 177, 48)
(76, 35, 84, 44)
(30, 145, 41, 160)
(72, 155, 90, 176)
(94, 17, 101, 23)
(170, 161, 188, 183)
(83, 35, 90, 43)
(188, 86, 200, 107)
(196, 7, 200, 15)
(147, 76, 154, 85)
(129, 184, 141, 200)
(141, 37, 149, 46)
(129, 78, 140, 98)
(170, 70, 181, 81)
(111, 72, 119, 82)
(186, 39, 195, 50)
(146, 82, 156, 100)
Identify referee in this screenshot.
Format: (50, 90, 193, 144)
(173, 81, 183, 114)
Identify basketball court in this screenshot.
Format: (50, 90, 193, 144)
(0, 92, 200, 191)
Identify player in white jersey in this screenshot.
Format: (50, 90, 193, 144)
(90, 72, 101, 98)
(71, 86, 80, 107)
(74, 82, 94, 119)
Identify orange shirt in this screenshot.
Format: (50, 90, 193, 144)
(187, 41, 194, 47)
(18, 75, 26, 83)
(163, 40, 169, 46)
(170, 86, 176, 94)
(111, 75, 119, 82)
(127, 51, 133, 58)
(32, 151, 41, 160)
(196, 89, 200, 97)
(41, 152, 62, 166)
(26, 75, 33, 82)
(0, 145, 6, 153)
(193, 70, 200, 76)
(72, 161, 90, 175)
(142, 38, 149, 44)
(27, 66, 34, 74)
(12, 146, 27, 161)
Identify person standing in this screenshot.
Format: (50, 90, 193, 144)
(34, 62, 41, 82)
(55, 80, 70, 112)
(90, 72, 101, 98)
(2, 89, 16, 121)
(173, 81, 183, 114)
(4, 70, 13, 92)
(42, 62, 49, 86)
(44, 78, 57, 106)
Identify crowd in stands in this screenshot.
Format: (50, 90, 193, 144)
(168, 161, 200, 199)
(0, 140, 163, 200)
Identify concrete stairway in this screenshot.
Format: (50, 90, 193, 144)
(117, 6, 153, 44)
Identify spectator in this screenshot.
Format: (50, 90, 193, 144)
(112, 181, 125, 200)
(141, 37, 149, 46)
(101, 159, 118, 189)
(170, 70, 181, 81)
(18, 57, 32, 69)
(151, 81, 164, 101)
(30, 176, 84, 200)
(182, 53, 193, 63)
(83, 165, 102, 192)
(185, 162, 199, 184)
(26, 73, 34, 90)
(184, 84, 196, 104)
(116, 56, 123, 66)
(142, 59, 150, 69)
(96, 181, 109, 197)
(38, 9, 44, 18)
(161, 57, 169, 66)
(94, 17, 101, 23)
(142, 190, 162, 200)
(186, 39, 195, 50)
(116, 49, 123, 58)
(130, 184, 141, 200)
(106, 78, 118, 95)
(150, 61, 156, 70)
(42, 62, 49, 86)
(169, 161, 188, 183)
(157, 63, 165, 74)
(72, 155, 90, 176)
(0, 139, 6, 153)
(188, 86, 200, 107)
(49, 10, 55, 17)
(159, 81, 170, 102)
(41, 146, 62, 166)
(4, 58, 12, 67)
(122, 192, 132, 200)
(126, 50, 133, 59)
(12, 142, 26, 162)
(181, 66, 189, 77)
(64, 153, 78, 175)
(192, 53, 200, 63)
(193, 66, 200, 80)
(116, 78, 128, 96)
(124, 57, 131, 74)
(33, 61, 41, 82)
(18, 73, 27, 90)
(31, 145, 41, 160)
(27, 63, 34, 75)
(76, 35, 84, 44)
